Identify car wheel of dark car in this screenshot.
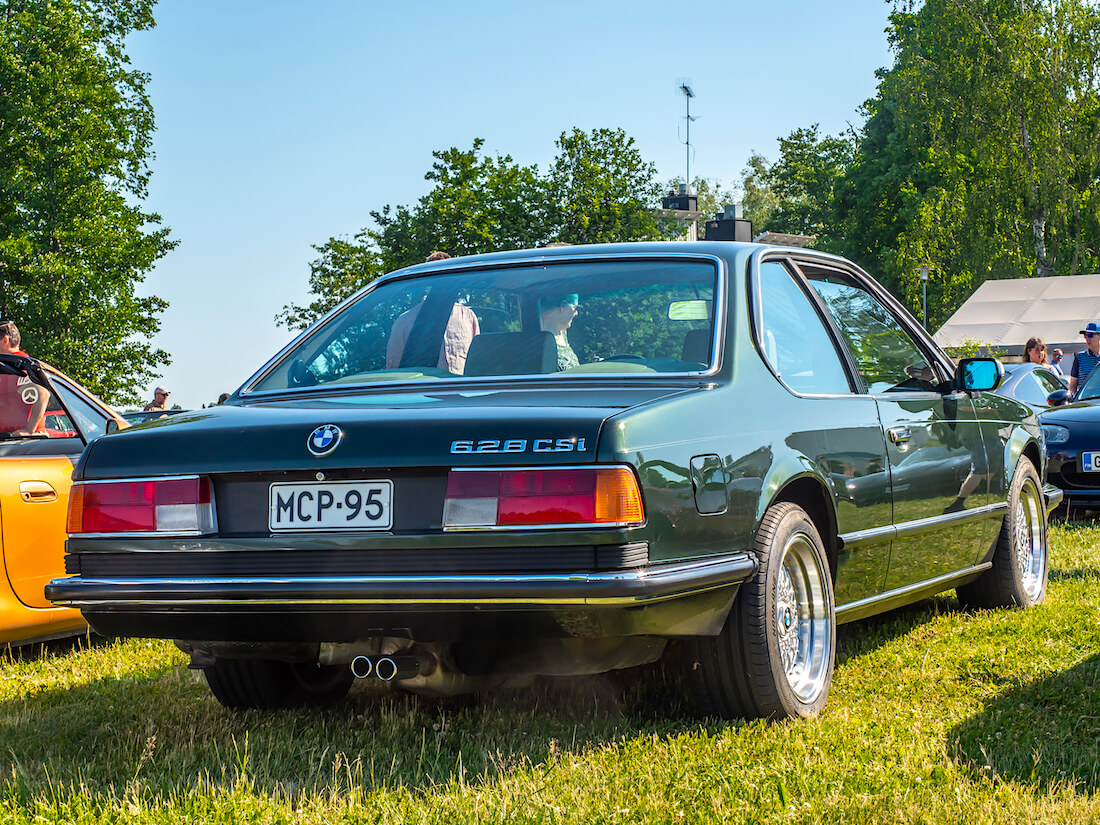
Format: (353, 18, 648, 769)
(203, 659, 354, 710)
(684, 502, 835, 720)
(956, 458, 1047, 609)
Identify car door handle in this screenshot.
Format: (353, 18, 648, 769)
(19, 480, 58, 503)
(887, 427, 912, 445)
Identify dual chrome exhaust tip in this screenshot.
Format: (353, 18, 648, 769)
(350, 653, 424, 681)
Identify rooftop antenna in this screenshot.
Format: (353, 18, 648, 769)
(677, 79, 696, 195)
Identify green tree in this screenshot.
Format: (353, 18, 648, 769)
(278, 140, 551, 331)
(738, 153, 783, 234)
(281, 128, 678, 331)
(275, 231, 384, 332)
(841, 0, 1100, 328)
(0, 0, 174, 403)
(371, 139, 551, 271)
(549, 127, 677, 244)
(736, 126, 854, 252)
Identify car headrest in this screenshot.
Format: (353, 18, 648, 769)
(463, 331, 558, 376)
(682, 328, 712, 366)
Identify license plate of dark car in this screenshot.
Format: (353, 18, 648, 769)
(1084, 452, 1100, 472)
(268, 481, 393, 531)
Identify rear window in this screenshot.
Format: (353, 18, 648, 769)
(250, 258, 719, 393)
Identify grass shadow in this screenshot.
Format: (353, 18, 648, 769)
(836, 594, 957, 665)
(2, 631, 111, 664)
(0, 641, 701, 802)
(1048, 566, 1100, 583)
(949, 653, 1100, 791)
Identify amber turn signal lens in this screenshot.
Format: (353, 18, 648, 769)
(66, 484, 84, 535)
(594, 467, 645, 524)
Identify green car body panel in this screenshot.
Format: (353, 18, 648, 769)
(46, 241, 1057, 715)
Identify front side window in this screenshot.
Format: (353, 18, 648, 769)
(756, 261, 851, 395)
(802, 267, 941, 393)
(250, 259, 718, 393)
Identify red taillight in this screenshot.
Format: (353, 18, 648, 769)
(443, 467, 644, 529)
(67, 477, 215, 536)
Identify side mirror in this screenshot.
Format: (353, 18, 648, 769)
(956, 357, 1004, 393)
(105, 419, 120, 434)
(1047, 389, 1071, 407)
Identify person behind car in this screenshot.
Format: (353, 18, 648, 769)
(1050, 348, 1065, 376)
(385, 252, 481, 374)
(0, 319, 49, 435)
(144, 385, 170, 411)
(1069, 322, 1100, 396)
(540, 294, 580, 371)
(1023, 337, 1052, 370)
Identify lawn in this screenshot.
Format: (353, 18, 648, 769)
(2, 524, 1099, 824)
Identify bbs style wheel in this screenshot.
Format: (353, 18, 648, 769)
(684, 502, 835, 720)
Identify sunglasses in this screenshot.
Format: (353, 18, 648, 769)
(1086, 332, 1098, 338)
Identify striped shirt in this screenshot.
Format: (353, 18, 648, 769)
(1071, 348, 1100, 388)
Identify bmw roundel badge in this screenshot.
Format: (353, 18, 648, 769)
(307, 424, 343, 456)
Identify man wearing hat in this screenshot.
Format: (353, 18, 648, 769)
(143, 385, 170, 412)
(1068, 322, 1100, 396)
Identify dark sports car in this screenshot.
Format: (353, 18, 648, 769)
(46, 242, 1059, 720)
(996, 362, 1068, 412)
(1040, 361, 1100, 518)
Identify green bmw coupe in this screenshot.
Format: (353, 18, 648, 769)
(47, 242, 1060, 719)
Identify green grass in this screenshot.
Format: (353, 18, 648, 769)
(2, 524, 1100, 823)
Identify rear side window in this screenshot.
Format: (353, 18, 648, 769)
(1032, 368, 1064, 396)
(1015, 369, 1063, 405)
(757, 261, 851, 395)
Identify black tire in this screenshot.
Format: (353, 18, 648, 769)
(957, 457, 1047, 609)
(683, 502, 835, 721)
(203, 659, 353, 710)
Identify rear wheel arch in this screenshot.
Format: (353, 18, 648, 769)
(771, 475, 839, 581)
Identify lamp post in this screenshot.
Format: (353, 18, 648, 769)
(918, 265, 930, 328)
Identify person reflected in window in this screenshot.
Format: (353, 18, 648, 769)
(385, 252, 481, 374)
(540, 294, 580, 371)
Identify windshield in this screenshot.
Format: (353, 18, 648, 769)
(250, 258, 720, 393)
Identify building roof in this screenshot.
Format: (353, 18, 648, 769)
(933, 273, 1100, 354)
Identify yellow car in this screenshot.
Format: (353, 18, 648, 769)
(0, 354, 127, 645)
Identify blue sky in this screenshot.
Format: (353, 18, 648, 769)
(126, 0, 896, 409)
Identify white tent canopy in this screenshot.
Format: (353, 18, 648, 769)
(933, 273, 1100, 356)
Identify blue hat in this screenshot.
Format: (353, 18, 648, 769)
(1081, 322, 1100, 335)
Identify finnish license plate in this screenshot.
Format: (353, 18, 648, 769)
(1083, 452, 1100, 473)
(269, 481, 393, 531)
